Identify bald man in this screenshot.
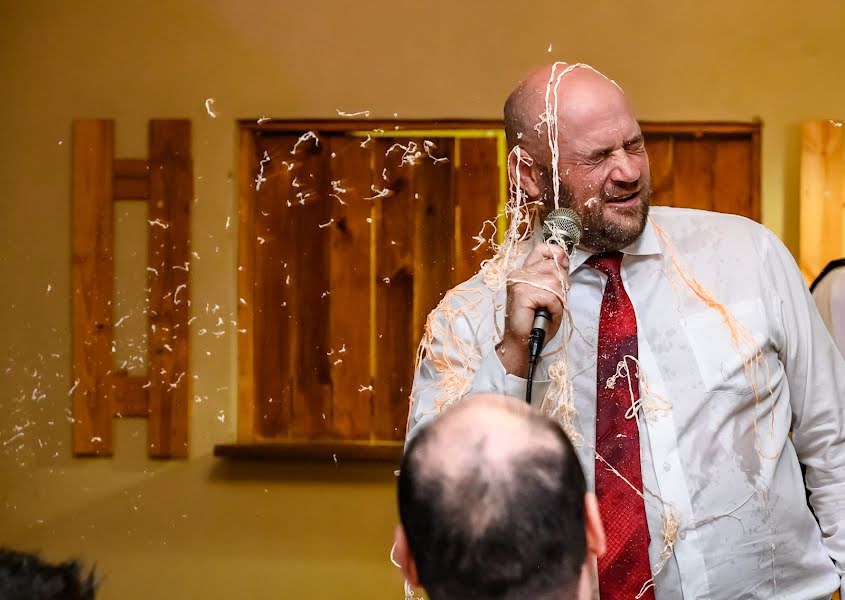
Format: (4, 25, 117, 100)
(409, 63, 845, 599)
(395, 394, 605, 600)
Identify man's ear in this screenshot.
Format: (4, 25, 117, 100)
(506, 146, 544, 199)
(584, 492, 606, 558)
(393, 525, 421, 587)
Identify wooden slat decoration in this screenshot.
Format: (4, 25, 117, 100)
(72, 119, 115, 456)
(225, 120, 763, 460)
(799, 120, 844, 282)
(113, 158, 150, 200)
(454, 137, 500, 283)
(412, 138, 456, 339)
(237, 128, 258, 441)
(670, 138, 715, 212)
(327, 136, 374, 439)
(108, 371, 149, 418)
(287, 134, 332, 439)
(373, 139, 417, 440)
(713, 138, 753, 219)
(252, 134, 297, 439)
(147, 120, 192, 458)
(72, 118, 192, 459)
(644, 135, 674, 204)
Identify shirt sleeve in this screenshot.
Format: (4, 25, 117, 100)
(406, 304, 528, 439)
(766, 231, 845, 593)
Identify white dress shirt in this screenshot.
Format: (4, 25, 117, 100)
(408, 206, 845, 599)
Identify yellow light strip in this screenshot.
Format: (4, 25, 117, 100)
(495, 132, 508, 245)
(349, 129, 501, 139)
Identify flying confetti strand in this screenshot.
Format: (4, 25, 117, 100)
(423, 140, 449, 164)
(204, 98, 216, 118)
(255, 150, 270, 191)
(386, 141, 423, 166)
(364, 185, 392, 200)
(291, 131, 319, 155)
(336, 109, 372, 118)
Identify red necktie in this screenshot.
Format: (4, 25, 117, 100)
(587, 252, 654, 600)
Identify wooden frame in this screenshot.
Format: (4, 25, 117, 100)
(222, 119, 762, 463)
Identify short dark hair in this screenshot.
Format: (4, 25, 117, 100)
(0, 548, 96, 600)
(398, 401, 587, 600)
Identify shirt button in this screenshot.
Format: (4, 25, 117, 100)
(663, 462, 671, 471)
(679, 531, 687, 540)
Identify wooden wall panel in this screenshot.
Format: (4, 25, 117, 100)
(233, 122, 762, 454)
(287, 136, 332, 439)
(412, 139, 455, 339)
(327, 136, 374, 439)
(644, 135, 674, 204)
(713, 138, 753, 219)
(72, 119, 115, 456)
(373, 140, 417, 440)
(252, 134, 296, 438)
(670, 138, 715, 212)
(237, 128, 258, 441)
(147, 120, 192, 458)
(454, 137, 500, 283)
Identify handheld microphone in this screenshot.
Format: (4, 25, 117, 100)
(526, 208, 582, 403)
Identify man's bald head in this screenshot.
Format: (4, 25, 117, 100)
(398, 394, 587, 600)
(503, 63, 626, 164)
(503, 63, 651, 252)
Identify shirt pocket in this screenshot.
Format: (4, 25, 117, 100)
(682, 298, 779, 395)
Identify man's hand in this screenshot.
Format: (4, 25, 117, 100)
(497, 243, 570, 378)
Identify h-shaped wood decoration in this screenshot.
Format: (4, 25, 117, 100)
(72, 119, 192, 458)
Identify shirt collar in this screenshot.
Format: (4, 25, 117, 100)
(531, 214, 663, 273)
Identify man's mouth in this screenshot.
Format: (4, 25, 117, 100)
(605, 191, 640, 205)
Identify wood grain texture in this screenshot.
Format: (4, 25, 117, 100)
(800, 121, 844, 281)
(147, 120, 191, 458)
(72, 119, 115, 456)
(327, 136, 373, 439)
(454, 137, 500, 283)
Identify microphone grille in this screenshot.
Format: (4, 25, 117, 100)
(543, 208, 583, 247)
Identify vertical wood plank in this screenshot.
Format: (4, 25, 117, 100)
(644, 134, 674, 207)
(147, 120, 191, 458)
(252, 134, 296, 438)
(237, 128, 258, 441)
(671, 138, 715, 211)
(750, 123, 762, 223)
(288, 134, 332, 439)
(327, 136, 373, 439)
(800, 121, 844, 281)
(413, 139, 456, 338)
(72, 119, 115, 456)
(373, 139, 416, 440)
(454, 137, 500, 283)
(712, 137, 753, 218)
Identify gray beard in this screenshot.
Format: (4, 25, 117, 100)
(536, 167, 650, 252)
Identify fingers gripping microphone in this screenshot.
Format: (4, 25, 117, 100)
(526, 208, 583, 403)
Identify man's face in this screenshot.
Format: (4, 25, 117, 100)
(538, 93, 652, 253)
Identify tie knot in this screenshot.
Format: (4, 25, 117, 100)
(586, 251, 624, 277)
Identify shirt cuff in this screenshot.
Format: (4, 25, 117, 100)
(468, 349, 530, 400)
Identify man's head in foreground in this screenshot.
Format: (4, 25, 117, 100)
(0, 548, 96, 600)
(394, 394, 605, 600)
